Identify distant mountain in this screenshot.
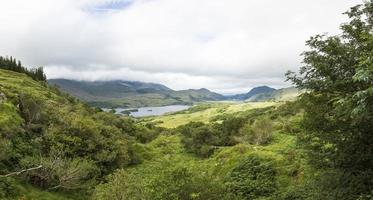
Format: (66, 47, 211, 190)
(247, 87, 300, 102)
(228, 86, 276, 100)
(226, 86, 300, 102)
(48, 79, 225, 108)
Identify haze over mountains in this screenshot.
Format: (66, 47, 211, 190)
(49, 79, 299, 108)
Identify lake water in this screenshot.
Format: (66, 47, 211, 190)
(109, 105, 191, 117)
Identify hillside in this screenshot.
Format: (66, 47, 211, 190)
(49, 79, 226, 108)
(247, 87, 300, 102)
(0, 69, 158, 199)
(227, 86, 300, 102)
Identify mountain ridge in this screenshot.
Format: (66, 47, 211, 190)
(49, 79, 300, 108)
(48, 79, 226, 108)
(228, 86, 276, 100)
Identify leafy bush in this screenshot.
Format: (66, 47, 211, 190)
(93, 165, 225, 200)
(20, 156, 98, 190)
(304, 170, 373, 200)
(215, 116, 246, 146)
(0, 177, 19, 198)
(225, 155, 277, 199)
(93, 169, 143, 200)
(179, 122, 217, 158)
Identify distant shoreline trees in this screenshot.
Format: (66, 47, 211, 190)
(0, 56, 46, 81)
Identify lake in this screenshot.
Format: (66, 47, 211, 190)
(109, 105, 191, 117)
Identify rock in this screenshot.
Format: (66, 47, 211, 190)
(0, 92, 6, 102)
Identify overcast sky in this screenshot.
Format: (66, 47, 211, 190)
(0, 0, 363, 94)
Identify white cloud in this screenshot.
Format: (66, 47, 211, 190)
(0, 0, 363, 93)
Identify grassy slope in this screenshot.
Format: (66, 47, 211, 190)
(148, 102, 277, 128)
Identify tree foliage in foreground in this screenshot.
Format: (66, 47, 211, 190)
(287, 0, 373, 198)
(93, 164, 225, 200)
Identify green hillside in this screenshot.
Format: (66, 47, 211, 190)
(0, 69, 161, 199)
(148, 102, 278, 128)
(229, 86, 276, 100)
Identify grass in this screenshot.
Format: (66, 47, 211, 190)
(11, 182, 87, 200)
(148, 101, 278, 128)
(127, 101, 307, 196)
(123, 131, 306, 195)
(133, 99, 308, 197)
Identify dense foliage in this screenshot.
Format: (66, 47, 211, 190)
(178, 106, 279, 158)
(226, 155, 277, 199)
(287, 0, 373, 199)
(92, 101, 304, 200)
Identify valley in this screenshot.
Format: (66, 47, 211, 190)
(1, 1, 372, 199)
(0, 68, 306, 199)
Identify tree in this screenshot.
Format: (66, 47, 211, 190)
(216, 116, 246, 146)
(240, 117, 274, 145)
(179, 122, 217, 158)
(286, 0, 373, 198)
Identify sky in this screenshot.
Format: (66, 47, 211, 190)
(0, 0, 363, 94)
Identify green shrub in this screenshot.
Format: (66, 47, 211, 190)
(215, 116, 246, 146)
(93, 165, 226, 200)
(93, 169, 143, 200)
(20, 156, 98, 190)
(0, 177, 19, 198)
(240, 117, 274, 145)
(148, 166, 224, 200)
(179, 122, 217, 158)
(225, 155, 277, 199)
